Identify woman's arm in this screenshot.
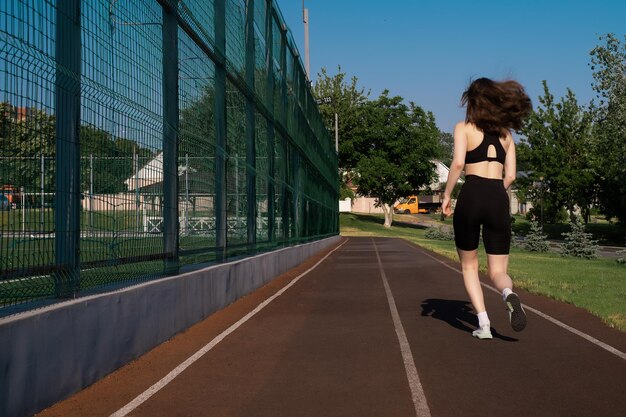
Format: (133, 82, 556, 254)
(503, 137, 516, 189)
(442, 122, 467, 216)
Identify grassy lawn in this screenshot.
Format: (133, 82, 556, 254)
(341, 213, 626, 332)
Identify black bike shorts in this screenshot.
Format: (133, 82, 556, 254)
(453, 175, 511, 255)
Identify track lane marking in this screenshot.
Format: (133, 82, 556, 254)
(110, 239, 349, 417)
(402, 240, 626, 361)
(373, 238, 432, 417)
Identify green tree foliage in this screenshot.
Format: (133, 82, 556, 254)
(80, 126, 153, 194)
(437, 131, 454, 167)
(312, 66, 370, 170)
(518, 82, 596, 223)
(179, 85, 216, 158)
(178, 85, 217, 201)
(353, 91, 439, 227)
(522, 220, 550, 252)
(0, 102, 12, 140)
(589, 34, 626, 223)
(0, 102, 152, 194)
(559, 217, 599, 259)
(0, 104, 55, 190)
(339, 179, 355, 200)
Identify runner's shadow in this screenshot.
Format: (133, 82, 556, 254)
(421, 298, 518, 342)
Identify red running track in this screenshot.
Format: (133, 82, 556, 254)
(38, 237, 626, 417)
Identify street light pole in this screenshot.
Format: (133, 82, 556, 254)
(302, 1, 310, 80)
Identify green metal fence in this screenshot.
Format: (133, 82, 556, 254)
(0, 0, 338, 310)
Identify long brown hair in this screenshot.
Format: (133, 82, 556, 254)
(461, 78, 532, 137)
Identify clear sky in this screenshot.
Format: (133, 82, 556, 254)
(276, 0, 626, 134)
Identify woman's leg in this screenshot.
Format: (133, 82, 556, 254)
(458, 249, 492, 338)
(458, 249, 485, 313)
(486, 254, 513, 292)
(487, 253, 527, 331)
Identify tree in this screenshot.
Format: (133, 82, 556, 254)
(80, 126, 154, 194)
(560, 217, 599, 259)
(589, 34, 626, 223)
(177, 84, 218, 214)
(354, 91, 439, 227)
(0, 101, 154, 195)
(437, 131, 454, 167)
(312, 66, 370, 170)
(518, 81, 596, 223)
(0, 105, 56, 191)
(521, 220, 550, 253)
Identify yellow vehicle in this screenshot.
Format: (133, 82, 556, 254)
(393, 195, 428, 214)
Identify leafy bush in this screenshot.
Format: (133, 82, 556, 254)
(560, 217, 599, 259)
(522, 220, 550, 252)
(425, 226, 454, 241)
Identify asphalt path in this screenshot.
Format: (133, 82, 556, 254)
(38, 237, 626, 417)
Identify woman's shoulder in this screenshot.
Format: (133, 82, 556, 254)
(455, 122, 485, 138)
(454, 121, 474, 132)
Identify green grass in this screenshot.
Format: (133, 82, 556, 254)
(341, 213, 626, 332)
(0, 208, 162, 232)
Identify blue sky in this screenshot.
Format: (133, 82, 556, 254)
(276, 0, 626, 133)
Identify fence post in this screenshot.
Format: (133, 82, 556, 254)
(245, 0, 257, 249)
(162, 2, 179, 274)
(266, 0, 276, 244)
(214, 0, 227, 260)
(279, 22, 289, 243)
(54, 0, 81, 298)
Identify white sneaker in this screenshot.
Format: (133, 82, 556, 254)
(472, 327, 493, 339)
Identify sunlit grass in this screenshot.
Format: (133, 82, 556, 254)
(340, 213, 626, 332)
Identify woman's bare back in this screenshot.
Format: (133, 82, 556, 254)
(461, 122, 513, 180)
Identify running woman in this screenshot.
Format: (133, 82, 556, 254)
(442, 78, 532, 339)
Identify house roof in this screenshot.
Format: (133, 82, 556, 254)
(423, 160, 462, 191)
(125, 153, 197, 191)
(125, 153, 164, 191)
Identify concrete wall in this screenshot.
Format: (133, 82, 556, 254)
(0, 236, 340, 417)
(339, 198, 352, 212)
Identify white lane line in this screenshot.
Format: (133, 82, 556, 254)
(403, 241, 626, 361)
(110, 239, 349, 417)
(373, 239, 432, 417)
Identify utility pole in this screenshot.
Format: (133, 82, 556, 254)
(302, 0, 310, 80)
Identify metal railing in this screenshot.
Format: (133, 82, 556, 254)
(0, 0, 338, 310)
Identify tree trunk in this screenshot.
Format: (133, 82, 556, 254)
(382, 204, 393, 228)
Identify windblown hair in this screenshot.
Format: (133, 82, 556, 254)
(461, 78, 532, 137)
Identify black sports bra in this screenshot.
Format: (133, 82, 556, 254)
(465, 132, 506, 164)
